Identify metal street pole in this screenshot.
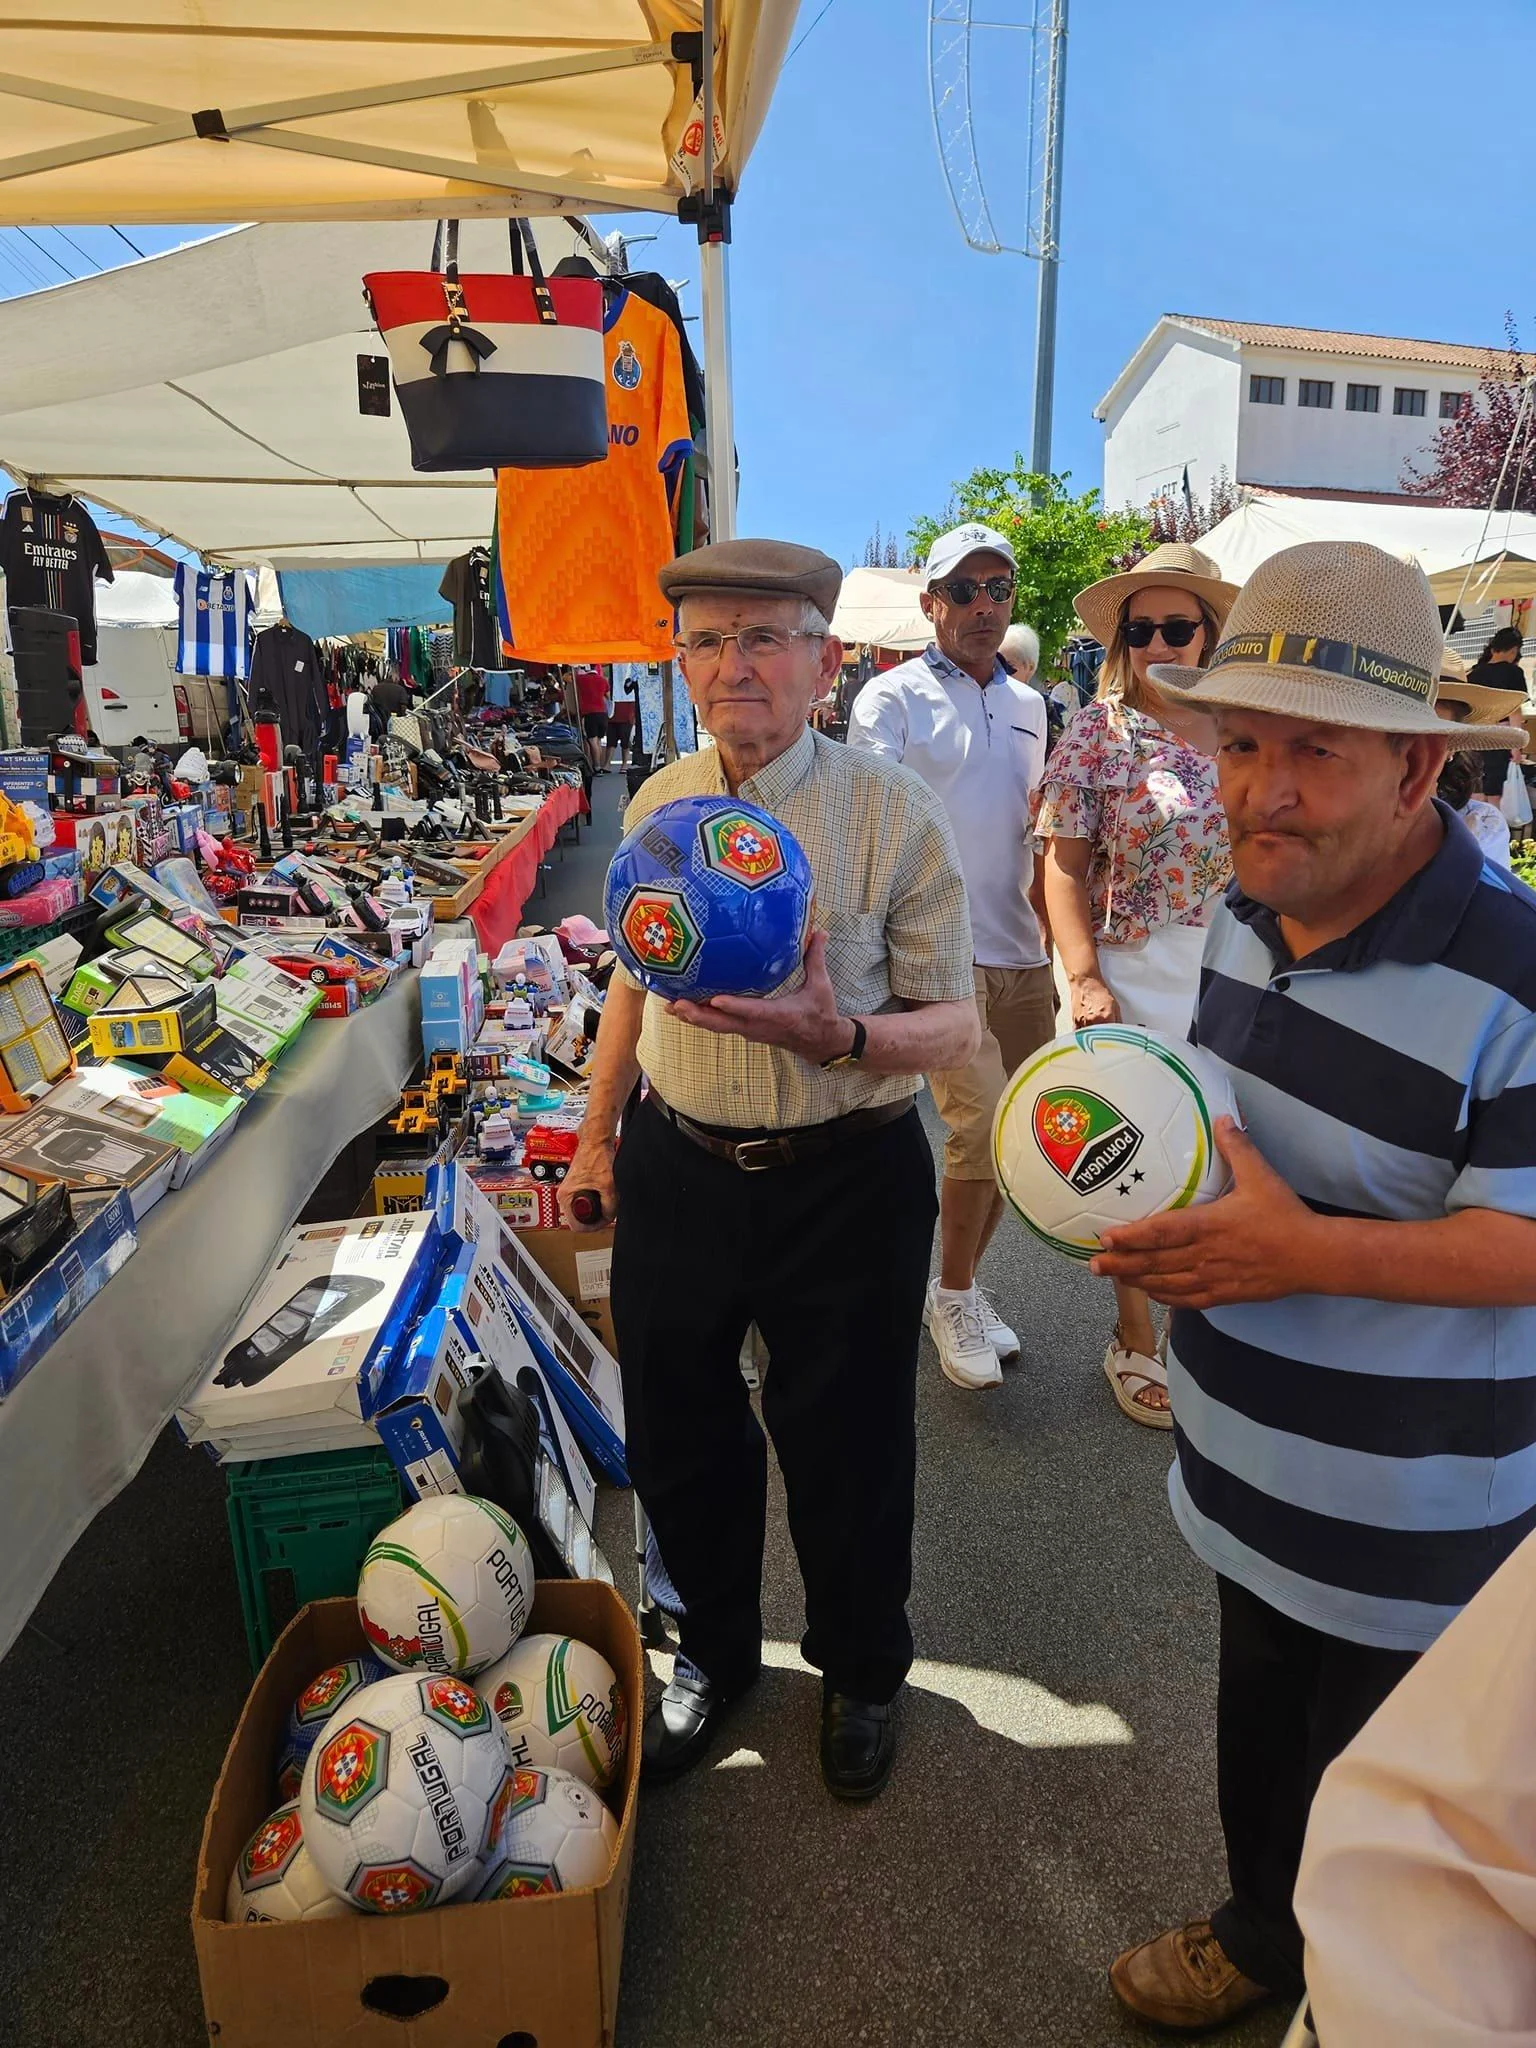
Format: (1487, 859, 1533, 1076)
(1029, 0, 1069, 478)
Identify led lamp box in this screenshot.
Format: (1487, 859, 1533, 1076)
(0, 1105, 178, 1219)
(44, 1063, 242, 1188)
(0, 1185, 138, 1400)
(177, 1211, 438, 1444)
(154, 1024, 271, 1101)
(0, 961, 74, 1112)
(215, 956, 320, 1057)
(106, 907, 218, 980)
(88, 860, 189, 919)
(87, 976, 217, 1059)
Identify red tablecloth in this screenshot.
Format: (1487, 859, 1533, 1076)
(468, 782, 588, 952)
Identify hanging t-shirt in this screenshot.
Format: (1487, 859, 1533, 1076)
(174, 564, 254, 679)
(249, 623, 324, 754)
(438, 548, 502, 669)
(495, 290, 692, 664)
(0, 490, 113, 663)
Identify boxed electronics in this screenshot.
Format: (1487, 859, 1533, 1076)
(177, 1212, 439, 1455)
(0, 1184, 138, 1398)
(520, 1225, 617, 1357)
(0, 1103, 179, 1219)
(420, 938, 483, 1055)
(192, 1581, 641, 2048)
(42, 1063, 242, 1188)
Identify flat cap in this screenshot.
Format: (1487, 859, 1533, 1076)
(658, 538, 843, 623)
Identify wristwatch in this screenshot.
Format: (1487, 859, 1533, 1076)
(820, 1017, 867, 1069)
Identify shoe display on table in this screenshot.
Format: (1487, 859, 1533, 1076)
(819, 1691, 897, 1801)
(1109, 1919, 1272, 2031)
(973, 1282, 1020, 1362)
(924, 1280, 1003, 1390)
(640, 1661, 759, 1783)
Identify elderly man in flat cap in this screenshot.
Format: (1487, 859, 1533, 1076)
(559, 539, 980, 1799)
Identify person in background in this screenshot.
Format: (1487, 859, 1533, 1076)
(1000, 620, 1041, 692)
(561, 539, 980, 1800)
(1467, 624, 1528, 797)
(847, 526, 1055, 1391)
(1434, 649, 1516, 867)
(1295, 1526, 1536, 2046)
(609, 665, 638, 769)
(1036, 542, 1238, 1427)
(574, 662, 611, 773)
(1093, 540, 1536, 2033)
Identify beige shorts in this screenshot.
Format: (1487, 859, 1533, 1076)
(929, 963, 1058, 1180)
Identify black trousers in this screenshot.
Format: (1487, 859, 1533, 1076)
(611, 1097, 937, 1703)
(1211, 1575, 1418, 1997)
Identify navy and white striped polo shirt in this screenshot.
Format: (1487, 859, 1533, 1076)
(1169, 803, 1536, 1652)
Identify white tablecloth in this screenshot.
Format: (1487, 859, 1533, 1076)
(0, 971, 421, 1659)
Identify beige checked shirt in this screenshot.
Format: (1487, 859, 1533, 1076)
(616, 725, 975, 1130)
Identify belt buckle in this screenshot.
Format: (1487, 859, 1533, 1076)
(734, 1136, 789, 1171)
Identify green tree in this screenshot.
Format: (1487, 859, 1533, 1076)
(909, 460, 1150, 666)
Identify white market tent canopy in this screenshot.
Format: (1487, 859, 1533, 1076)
(1199, 493, 1536, 609)
(0, 6, 795, 223)
(0, 218, 595, 568)
(831, 567, 929, 651)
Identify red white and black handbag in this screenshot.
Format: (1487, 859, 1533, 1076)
(363, 220, 607, 473)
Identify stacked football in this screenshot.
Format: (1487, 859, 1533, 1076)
(224, 1494, 627, 1923)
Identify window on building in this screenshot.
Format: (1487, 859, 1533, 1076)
(1249, 375, 1285, 405)
(1394, 387, 1427, 418)
(1346, 383, 1380, 413)
(1298, 379, 1334, 409)
(1440, 390, 1470, 419)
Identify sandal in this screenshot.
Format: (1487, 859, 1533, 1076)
(1103, 1328, 1173, 1430)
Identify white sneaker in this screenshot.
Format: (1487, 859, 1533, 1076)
(973, 1284, 1020, 1363)
(924, 1281, 1003, 1390)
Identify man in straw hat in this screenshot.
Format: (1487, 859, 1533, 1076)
(560, 539, 981, 1801)
(1089, 539, 1536, 2031)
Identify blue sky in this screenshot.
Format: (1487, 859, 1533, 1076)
(2, 0, 1531, 572)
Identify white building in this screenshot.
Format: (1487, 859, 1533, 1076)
(1096, 316, 1521, 512)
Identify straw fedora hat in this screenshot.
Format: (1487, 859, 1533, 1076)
(1151, 539, 1524, 752)
(1074, 541, 1240, 648)
(1433, 645, 1530, 725)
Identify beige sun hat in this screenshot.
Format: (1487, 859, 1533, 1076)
(1073, 541, 1240, 648)
(1150, 539, 1526, 753)
(1434, 646, 1532, 725)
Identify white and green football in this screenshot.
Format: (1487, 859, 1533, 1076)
(992, 1024, 1238, 1260)
(475, 1633, 627, 1793)
(358, 1494, 535, 1677)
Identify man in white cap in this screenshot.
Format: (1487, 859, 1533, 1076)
(848, 524, 1054, 1390)
(1091, 539, 1536, 2032)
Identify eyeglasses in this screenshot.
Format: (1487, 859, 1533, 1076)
(931, 575, 1015, 607)
(1124, 616, 1205, 649)
(673, 626, 825, 667)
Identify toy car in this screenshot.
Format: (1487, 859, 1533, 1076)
(268, 951, 389, 999)
(522, 1116, 583, 1183)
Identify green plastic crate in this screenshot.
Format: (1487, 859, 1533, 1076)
(225, 1446, 404, 1670)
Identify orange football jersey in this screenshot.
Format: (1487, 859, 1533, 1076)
(496, 292, 692, 663)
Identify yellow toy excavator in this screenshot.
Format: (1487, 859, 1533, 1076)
(0, 795, 43, 899)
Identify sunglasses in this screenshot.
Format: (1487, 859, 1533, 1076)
(932, 575, 1015, 607)
(1124, 616, 1205, 649)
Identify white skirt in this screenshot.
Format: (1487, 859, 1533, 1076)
(1052, 921, 1208, 1042)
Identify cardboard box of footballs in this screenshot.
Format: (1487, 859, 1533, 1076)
(193, 1581, 642, 2048)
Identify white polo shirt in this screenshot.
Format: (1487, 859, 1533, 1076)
(847, 643, 1048, 970)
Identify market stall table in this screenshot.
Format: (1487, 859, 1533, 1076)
(467, 782, 589, 952)
(0, 966, 423, 1661)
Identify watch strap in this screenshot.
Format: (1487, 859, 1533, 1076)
(820, 1016, 867, 1068)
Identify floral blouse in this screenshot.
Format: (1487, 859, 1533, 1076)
(1035, 699, 1232, 945)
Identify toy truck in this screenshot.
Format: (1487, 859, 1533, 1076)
(522, 1115, 584, 1183)
(0, 793, 44, 898)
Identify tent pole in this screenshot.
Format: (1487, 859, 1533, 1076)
(695, 0, 736, 543)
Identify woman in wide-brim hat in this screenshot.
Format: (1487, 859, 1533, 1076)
(1037, 540, 1240, 1430)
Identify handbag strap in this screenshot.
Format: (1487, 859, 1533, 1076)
(430, 217, 558, 326)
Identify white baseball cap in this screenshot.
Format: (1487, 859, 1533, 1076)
(922, 523, 1016, 589)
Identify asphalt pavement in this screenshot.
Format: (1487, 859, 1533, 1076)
(0, 771, 1292, 2048)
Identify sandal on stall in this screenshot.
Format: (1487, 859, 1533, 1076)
(1103, 1328, 1173, 1430)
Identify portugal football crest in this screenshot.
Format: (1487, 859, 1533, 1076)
(616, 886, 703, 977)
(313, 1721, 386, 1819)
(1032, 1089, 1144, 1196)
(242, 1807, 302, 1885)
(698, 811, 785, 887)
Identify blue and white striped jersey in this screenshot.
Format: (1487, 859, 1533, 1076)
(175, 564, 253, 680)
(1170, 803, 1536, 1651)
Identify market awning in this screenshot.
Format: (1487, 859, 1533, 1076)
(0, 218, 599, 568)
(0, 4, 797, 224)
(830, 567, 930, 651)
(1198, 493, 1536, 607)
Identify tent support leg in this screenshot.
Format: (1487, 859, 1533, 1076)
(699, 233, 736, 542)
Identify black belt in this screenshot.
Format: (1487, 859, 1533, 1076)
(648, 1090, 911, 1171)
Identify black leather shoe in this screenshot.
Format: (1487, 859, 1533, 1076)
(820, 1691, 897, 1800)
(641, 1668, 757, 1783)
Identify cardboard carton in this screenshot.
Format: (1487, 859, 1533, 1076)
(192, 1584, 641, 2048)
(519, 1226, 617, 1357)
